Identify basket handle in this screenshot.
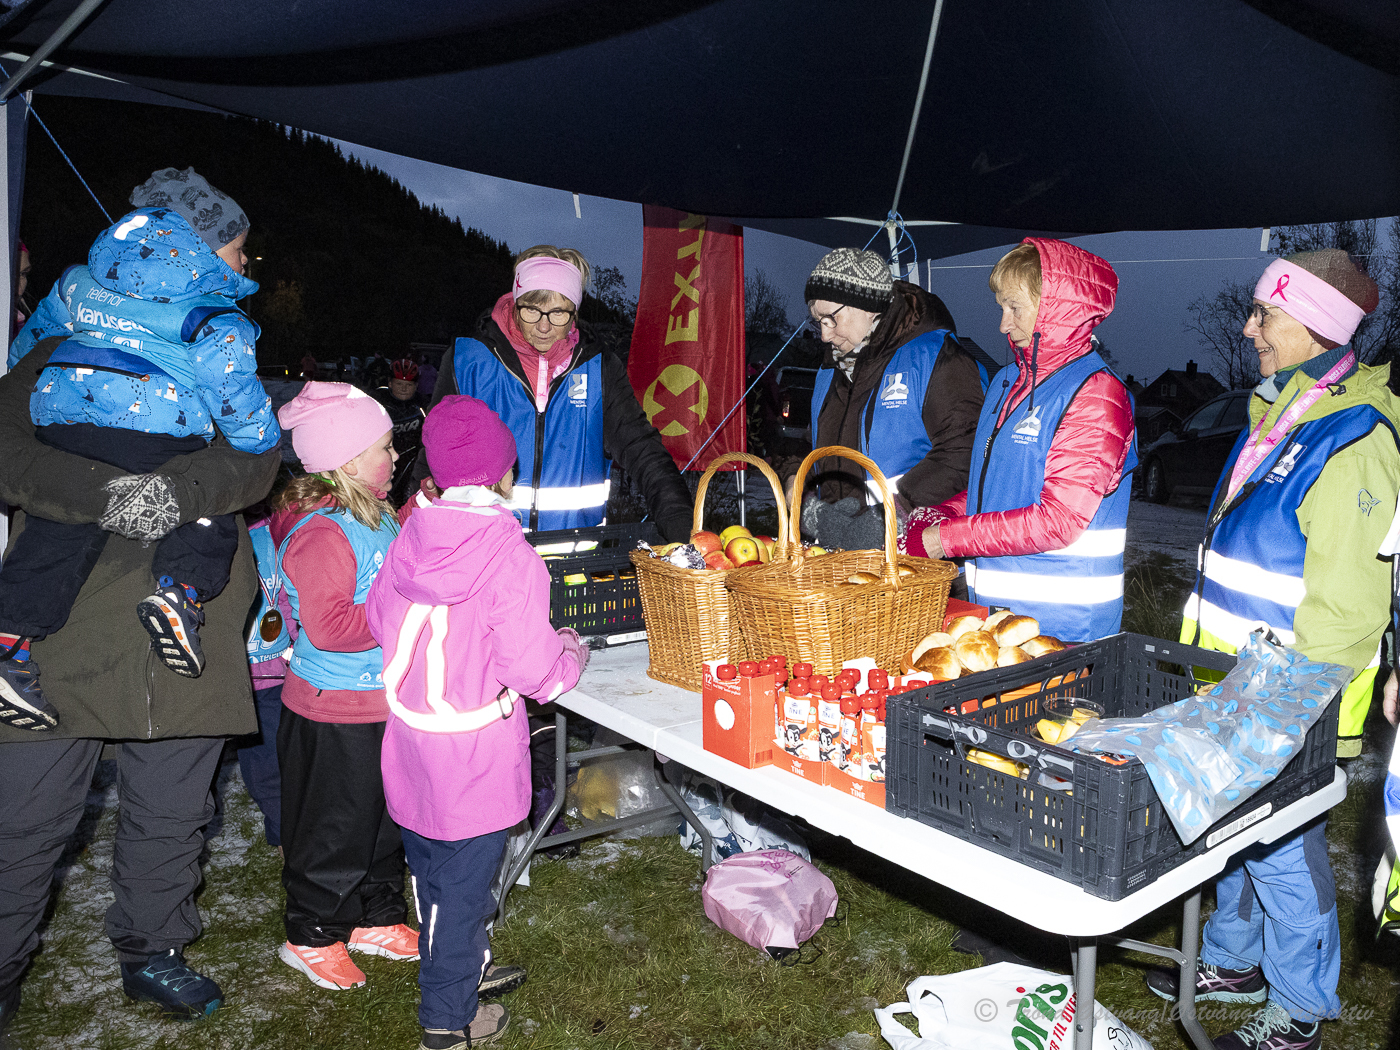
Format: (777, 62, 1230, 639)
(693, 452, 791, 558)
(789, 445, 898, 582)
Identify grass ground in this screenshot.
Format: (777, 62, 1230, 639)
(7, 553, 1400, 1049)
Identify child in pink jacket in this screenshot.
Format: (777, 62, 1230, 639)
(366, 395, 588, 1050)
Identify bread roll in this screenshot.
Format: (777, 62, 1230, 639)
(954, 630, 999, 673)
(993, 614, 1040, 649)
(913, 646, 962, 680)
(845, 570, 882, 585)
(900, 631, 956, 673)
(1022, 635, 1066, 657)
(897, 564, 915, 578)
(997, 645, 1032, 667)
(983, 609, 1015, 630)
(946, 615, 985, 641)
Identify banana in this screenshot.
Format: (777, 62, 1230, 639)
(967, 748, 1028, 779)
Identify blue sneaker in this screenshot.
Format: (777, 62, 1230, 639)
(1213, 1001, 1320, 1050)
(137, 579, 205, 678)
(119, 949, 222, 1020)
(0, 657, 58, 732)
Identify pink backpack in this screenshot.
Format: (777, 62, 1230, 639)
(701, 849, 838, 960)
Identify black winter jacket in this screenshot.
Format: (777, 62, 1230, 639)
(428, 315, 694, 541)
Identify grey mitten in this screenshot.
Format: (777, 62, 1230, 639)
(99, 473, 180, 541)
(801, 494, 884, 550)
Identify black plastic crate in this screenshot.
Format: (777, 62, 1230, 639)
(529, 523, 660, 642)
(885, 633, 1339, 900)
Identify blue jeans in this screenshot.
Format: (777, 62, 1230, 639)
(402, 827, 508, 1031)
(234, 684, 283, 847)
(1200, 817, 1340, 1022)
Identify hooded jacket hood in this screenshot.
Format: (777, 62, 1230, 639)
(88, 207, 259, 304)
(1000, 237, 1119, 421)
(385, 493, 521, 608)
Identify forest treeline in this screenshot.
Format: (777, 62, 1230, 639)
(19, 97, 629, 367)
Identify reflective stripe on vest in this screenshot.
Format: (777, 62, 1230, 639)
(965, 350, 1137, 641)
(383, 602, 522, 733)
(277, 508, 397, 691)
(452, 336, 609, 532)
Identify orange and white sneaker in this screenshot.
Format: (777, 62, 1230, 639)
(348, 923, 420, 961)
(278, 941, 367, 989)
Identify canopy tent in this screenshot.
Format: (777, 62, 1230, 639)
(1, 0, 1395, 259)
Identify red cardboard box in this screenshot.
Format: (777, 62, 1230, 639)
(943, 597, 989, 631)
(827, 764, 886, 807)
(701, 663, 777, 768)
(771, 746, 831, 785)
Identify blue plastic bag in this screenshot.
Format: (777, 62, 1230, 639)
(1068, 630, 1350, 844)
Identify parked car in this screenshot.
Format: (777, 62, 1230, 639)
(1138, 389, 1252, 503)
(775, 366, 817, 442)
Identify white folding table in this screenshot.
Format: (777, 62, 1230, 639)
(513, 642, 1346, 1050)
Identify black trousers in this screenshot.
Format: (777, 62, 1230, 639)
(0, 735, 224, 992)
(0, 424, 239, 639)
(277, 707, 406, 945)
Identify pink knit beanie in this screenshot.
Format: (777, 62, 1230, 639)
(423, 395, 518, 487)
(277, 382, 392, 472)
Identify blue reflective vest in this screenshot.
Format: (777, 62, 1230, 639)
(452, 337, 609, 532)
(1189, 403, 1395, 646)
(247, 522, 293, 664)
(810, 330, 988, 501)
(277, 508, 397, 691)
(965, 350, 1138, 641)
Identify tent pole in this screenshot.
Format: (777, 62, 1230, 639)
(889, 0, 946, 218)
(0, 0, 111, 102)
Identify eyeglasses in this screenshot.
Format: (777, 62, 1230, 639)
(809, 305, 847, 331)
(518, 305, 576, 327)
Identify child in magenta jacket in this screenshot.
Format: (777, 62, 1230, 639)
(366, 395, 588, 1050)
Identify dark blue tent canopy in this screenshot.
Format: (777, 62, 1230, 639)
(1, 0, 1396, 259)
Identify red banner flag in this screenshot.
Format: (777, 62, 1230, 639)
(628, 206, 746, 470)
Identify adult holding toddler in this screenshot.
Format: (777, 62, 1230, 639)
(270, 384, 419, 991)
(368, 395, 590, 1049)
(902, 238, 1137, 643)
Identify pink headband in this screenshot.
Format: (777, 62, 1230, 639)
(512, 257, 584, 310)
(1254, 259, 1366, 346)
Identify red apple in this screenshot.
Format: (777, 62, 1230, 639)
(725, 535, 761, 567)
(703, 550, 735, 571)
(754, 535, 776, 563)
(691, 530, 723, 555)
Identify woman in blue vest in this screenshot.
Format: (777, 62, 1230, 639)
(428, 246, 692, 540)
(789, 248, 987, 553)
(1146, 250, 1396, 1050)
(903, 238, 1137, 644)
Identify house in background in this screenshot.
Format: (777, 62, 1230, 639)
(1133, 360, 1224, 443)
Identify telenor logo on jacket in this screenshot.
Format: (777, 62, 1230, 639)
(880, 372, 909, 405)
(568, 372, 588, 406)
(1012, 405, 1044, 442)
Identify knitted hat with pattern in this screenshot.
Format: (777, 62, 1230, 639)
(804, 248, 893, 314)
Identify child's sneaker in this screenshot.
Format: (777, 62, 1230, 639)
(348, 923, 419, 960)
(119, 948, 223, 1019)
(278, 941, 366, 990)
(418, 1004, 511, 1049)
(137, 578, 205, 677)
(0, 655, 58, 731)
(479, 963, 527, 999)
(1213, 1000, 1321, 1050)
(1145, 958, 1267, 1004)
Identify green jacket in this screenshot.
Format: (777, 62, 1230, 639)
(0, 339, 280, 742)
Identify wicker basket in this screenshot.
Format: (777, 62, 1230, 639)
(725, 445, 957, 677)
(630, 452, 791, 691)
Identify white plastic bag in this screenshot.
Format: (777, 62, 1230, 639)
(874, 963, 1152, 1050)
(677, 775, 810, 860)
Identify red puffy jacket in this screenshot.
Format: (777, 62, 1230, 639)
(905, 238, 1135, 560)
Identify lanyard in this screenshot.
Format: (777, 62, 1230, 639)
(1226, 352, 1354, 503)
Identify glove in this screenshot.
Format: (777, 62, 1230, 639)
(657, 512, 694, 544)
(558, 626, 591, 676)
(99, 473, 180, 541)
(800, 494, 884, 551)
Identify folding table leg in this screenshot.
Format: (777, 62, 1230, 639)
(494, 711, 571, 923)
(652, 759, 714, 872)
(1072, 938, 1096, 1050)
(1178, 888, 1213, 1050)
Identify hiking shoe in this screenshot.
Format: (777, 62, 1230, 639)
(1212, 1001, 1321, 1050)
(1146, 958, 1267, 1004)
(348, 923, 419, 960)
(119, 949, 223, 1019)
(278, 941, 366, 990)
(0, 658, 57, 732)
(420, 1029, 468, 1050)
(479, 962, 527, 999)
(419, 1004, 510, 1049)
(137, 579, 205, 677)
